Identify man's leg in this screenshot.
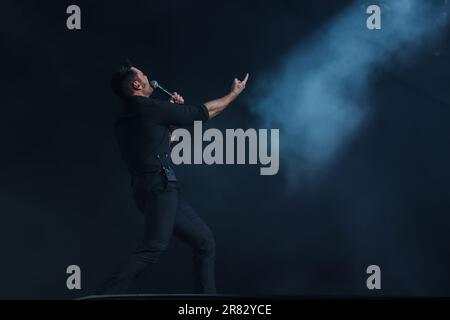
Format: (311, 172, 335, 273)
(100, 189, 179, 294)
(173, 196, 216, 294)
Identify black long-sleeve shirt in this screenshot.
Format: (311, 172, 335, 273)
(114, 95, 209, 176)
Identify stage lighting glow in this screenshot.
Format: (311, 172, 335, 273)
(249, 0, 448, 186)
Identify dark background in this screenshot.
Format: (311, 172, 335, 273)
(0, 0, 449, 299)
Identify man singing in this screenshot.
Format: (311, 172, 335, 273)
(101, 61, 249, 294)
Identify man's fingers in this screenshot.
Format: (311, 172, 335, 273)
(170, 92, 184, 104)
(242, 73, 249, 85)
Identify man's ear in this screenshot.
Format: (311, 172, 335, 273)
(131, 80, 142, 90)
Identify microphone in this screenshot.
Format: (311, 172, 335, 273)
(150, 80, 174, 98)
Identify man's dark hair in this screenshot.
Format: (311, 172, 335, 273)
(111, 60, 138, 99)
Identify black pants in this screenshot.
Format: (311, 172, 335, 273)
(101, 174, 216, 294)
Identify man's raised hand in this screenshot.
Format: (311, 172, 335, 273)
(230, 73, 249, 97)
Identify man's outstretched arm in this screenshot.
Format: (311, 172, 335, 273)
(156, 73, 249, 126)
(203, 73, 249, 119)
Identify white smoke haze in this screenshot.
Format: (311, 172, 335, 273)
(249, 0, 447, 186)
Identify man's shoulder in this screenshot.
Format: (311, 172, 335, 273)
(115, 97, 164, 123)
(128, 96, 168, 108)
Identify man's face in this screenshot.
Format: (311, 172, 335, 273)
(130, 66, 153, 96)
